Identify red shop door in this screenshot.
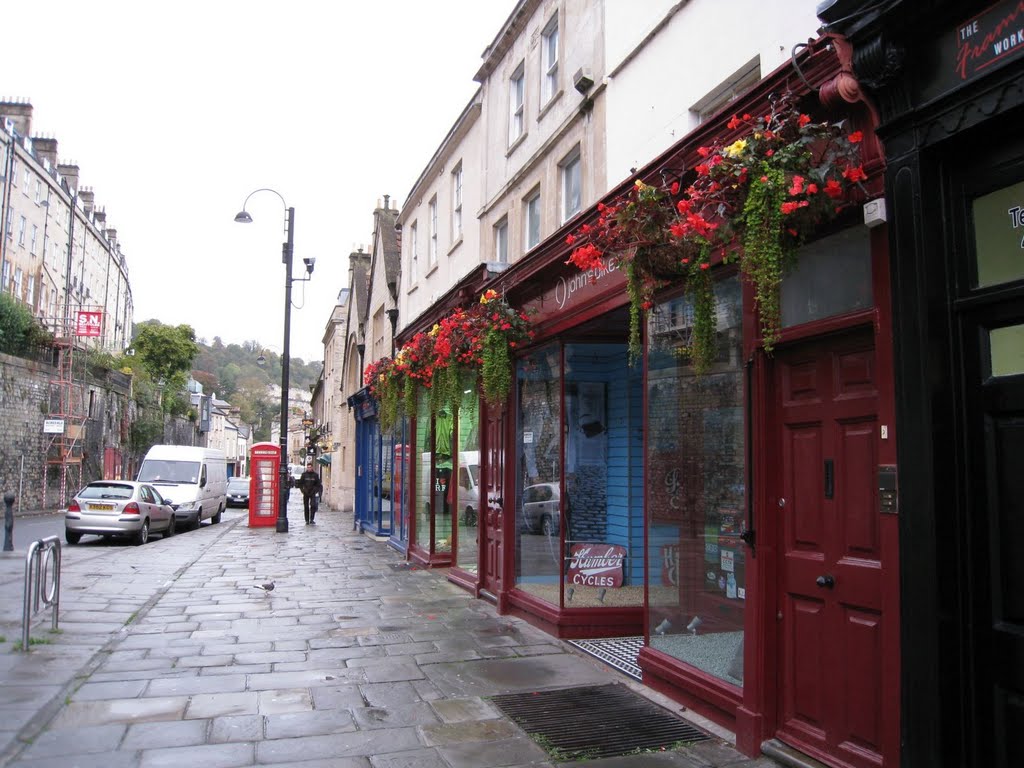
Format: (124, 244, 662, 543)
(772, 331, 896, 768)
(480, 399, 506, 602)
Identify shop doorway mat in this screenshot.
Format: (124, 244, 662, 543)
(491, 683, 709, 761)
(567, 635, 643, 680)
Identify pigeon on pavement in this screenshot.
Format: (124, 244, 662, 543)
(252, 581, 275, 592)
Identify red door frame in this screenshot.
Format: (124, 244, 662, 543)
(735, 227, 900, 765)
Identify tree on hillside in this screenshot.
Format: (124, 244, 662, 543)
(133, 323, 200, 408)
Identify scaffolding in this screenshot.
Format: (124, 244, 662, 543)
(41, 313, 89, 510)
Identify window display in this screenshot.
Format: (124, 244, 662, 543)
(646, 275, 746, 687)
(513, 341, 644, 609)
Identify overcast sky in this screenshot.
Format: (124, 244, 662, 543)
(4, 0, 514, 362)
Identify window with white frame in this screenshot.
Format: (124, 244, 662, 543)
(30, 224, 38, 254)
(428, 196, 438, 267)
(27, 275, 34, 307)
(5, 207, 11, 238)
(13, 268, 22, 298)
(452, 164, 463, 241)
(17, 216, 26, 246)
(495, 217, 509, 263)
(409, 222, 419, 282)
(541, 16, 559, 104)
(22, 169, 29, 195)
(509, 62, 525, 145)
(34, 179, 41, 203)
(10, 161, 17, 187)
(524, 190, 541, 251)
(690, 56, 761, 124)
(1, 262, 9, 292)
(560, 149, 582, 223)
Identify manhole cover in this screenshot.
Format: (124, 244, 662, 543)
(388, 562, 418, 570)
(491, 683, 708, 762)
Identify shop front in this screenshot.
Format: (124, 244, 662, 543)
(347, 388, 393, 540)
(477, 36, 899, 767)
(829, 2, 1024, 765)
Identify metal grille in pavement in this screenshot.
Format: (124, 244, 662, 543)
(491, 683, 709, 761)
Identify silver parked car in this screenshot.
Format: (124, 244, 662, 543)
(65, 480, 175, 546)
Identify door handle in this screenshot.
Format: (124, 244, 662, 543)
(824, 459, 834, 499)
(815, 574, 835, 589)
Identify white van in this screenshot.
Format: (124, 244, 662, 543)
(419, 450, 480, 526)
(137, 445, 228, 530)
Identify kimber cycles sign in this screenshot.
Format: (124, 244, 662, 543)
(567, 543, 626, 587)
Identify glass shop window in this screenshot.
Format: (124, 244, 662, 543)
(515, 343, 563, 599)
(514, 340, 644, 609)
(780, 226, 873, 327)
(390, 417, 411, 544)
(456, 387, 481, 573)
(646, 274, 747, 688)
(414, 396, 432, 551)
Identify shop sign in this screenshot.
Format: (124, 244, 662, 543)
(43, 418, 65, 434)
(918, 0, 1024, 102)
(567, 543, 625, 587)
(75, 310, 102, 337)
(955, 0, 1024, 81)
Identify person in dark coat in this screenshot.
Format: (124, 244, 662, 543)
(296, 462, 323, 524)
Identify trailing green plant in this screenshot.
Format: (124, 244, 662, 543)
(364, 290, 533, 425)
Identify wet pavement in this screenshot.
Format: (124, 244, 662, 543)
(0, 497, 781, 767)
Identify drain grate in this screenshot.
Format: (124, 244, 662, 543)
(568, 636, 643, 680)
(491, 683, 708, 761)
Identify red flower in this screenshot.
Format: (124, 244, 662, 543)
(700, 262, 710, 270)
(848, 130, 863, 143)
(842, 165, 867, 183)
(798, 114, 811, 127)
(824, 179, 844, 199)
(670, 182, 680, 195)
(727, 115, 741, 130)
(565, 234, 576, 245)
(780, 201, 799, 215)
(695, 163, 709, 176)
(806, 183, 818, 194)
(697, 146, 711, 158)
(788, 175, 805, 196)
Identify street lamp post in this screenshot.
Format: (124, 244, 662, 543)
(234, 189, 313, 533)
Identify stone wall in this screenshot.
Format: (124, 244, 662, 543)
(0, 352, 195, 512)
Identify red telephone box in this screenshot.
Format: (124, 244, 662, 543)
(249, 442, 280, 527)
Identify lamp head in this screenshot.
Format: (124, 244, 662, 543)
(234, 210, 253, 224)
(256, 352, 267, 366)
(302, 257, 316, 274)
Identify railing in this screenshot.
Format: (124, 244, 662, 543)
(22, 536, 61, 651)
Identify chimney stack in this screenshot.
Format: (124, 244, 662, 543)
(32, 136, 58, 169)
(79, 187, 95, 216)
(57, 163, 80, 195)
(0, 100, 33, 138)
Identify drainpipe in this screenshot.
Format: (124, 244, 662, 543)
(0, 130, 15, 292)
(63, 191, 77, 332)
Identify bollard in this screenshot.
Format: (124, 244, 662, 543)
(3, 490, 14, 552)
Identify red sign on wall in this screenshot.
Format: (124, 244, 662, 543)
(76, 310, 102, 337)
(567, 543, 626, 588)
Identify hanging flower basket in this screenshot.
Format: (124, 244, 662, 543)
(567, 91, 866, 372)
(364, 290, 534, 427)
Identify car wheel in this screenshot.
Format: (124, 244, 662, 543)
(541, 515, 556, 537)
(65, 530, 81, 545)
(463, 506, 477, 527)
(164, 515, 175, 538)
(212, 507, 222, 524)
(134, 519, 150, 546)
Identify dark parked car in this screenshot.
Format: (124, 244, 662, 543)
(65, 480, 175, 545)
(226, 476, 250, 508)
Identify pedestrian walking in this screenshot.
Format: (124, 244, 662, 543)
(296, 462, 323, 524)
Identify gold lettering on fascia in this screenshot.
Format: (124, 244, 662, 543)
(1009, 205, 1024, 247)
(554, 257, 619, 310)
